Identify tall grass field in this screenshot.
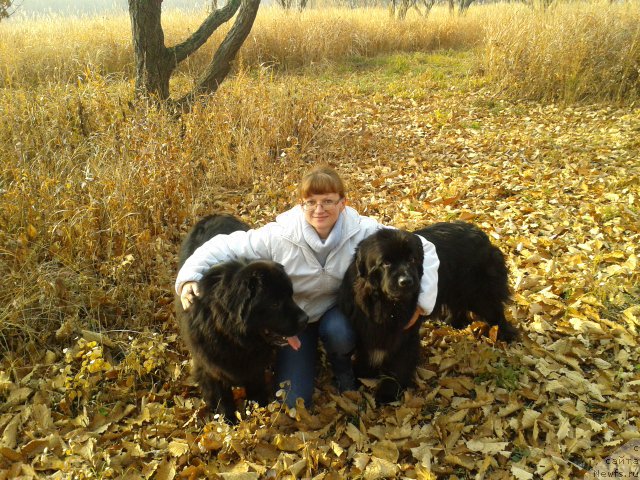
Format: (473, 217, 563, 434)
(1, 2, 639, 351)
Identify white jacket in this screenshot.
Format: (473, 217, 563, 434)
(175, 206, 439, 323)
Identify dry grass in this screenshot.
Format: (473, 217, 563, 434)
(0, 6, 488, 88)
(4, 4, 637, 100)
(237, 7, 485, 68)
(482, 1, 640, 103)
(2, 2, 638, 352)
(0, 70, 323, 351)
(0, 14, 133, 87)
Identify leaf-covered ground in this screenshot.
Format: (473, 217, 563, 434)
(1, 52, 639, 479)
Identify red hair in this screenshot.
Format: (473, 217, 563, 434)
(298, 165, 345, 199)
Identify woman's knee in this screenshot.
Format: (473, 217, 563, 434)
(319, 307, 356, 354)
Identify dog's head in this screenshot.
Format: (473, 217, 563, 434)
(355, 229, 424, 302)
(236, 261, 309, 346)
(195, 260, 308, 347)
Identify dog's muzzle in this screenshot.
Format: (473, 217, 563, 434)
(382, 273, 417, 301)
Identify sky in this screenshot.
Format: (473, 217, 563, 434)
(13, 0, 214, 17)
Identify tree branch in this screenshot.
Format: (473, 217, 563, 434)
(174, 0, 261, 110)
(168, 0, 242, 68)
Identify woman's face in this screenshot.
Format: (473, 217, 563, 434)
(301, 193, 346, 239)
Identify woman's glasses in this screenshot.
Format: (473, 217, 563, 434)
(301, 199, 343, 212)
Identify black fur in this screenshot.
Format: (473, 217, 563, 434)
(338, 228, 425, 404)
(416, 222, 517, 341)
(176, 215, 308, 421)
(338, 222, 517, 404)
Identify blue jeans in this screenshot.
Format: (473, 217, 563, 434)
(275, 306, 356, 407)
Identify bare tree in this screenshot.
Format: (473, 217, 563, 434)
(1, 0, 15, 20)
(389, 0, 435, 20)
(128, 0, 260, 108)
(457, 0, 474, 13)
(444, 0, 476, 15)
(416, 0, 436, 16)
(274, 0, 308, 10)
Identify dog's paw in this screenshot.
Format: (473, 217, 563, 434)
(497, 322, 520, 343)
(375, 378, 403, 404)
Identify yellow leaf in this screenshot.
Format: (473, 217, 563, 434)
(415, 464, 437, 480)
(288, 459, 307, 477)
(6, 386, 32, 407)
(0, 447, 22, 462)
(511, 465, 534, 479)
(346, 422, 366, 449)
(155, 458, 176, 480)
(20, 438, 50, 458)
(557, 416, 571, 441)
(330, 393, 359, 415)
(624, 254, 638, 270)
(604, 192, 620, 201)
(568, 318, 603, 334)
(352, 452, 370, 473)
(466, 438, 509, 455)
(364, 456, 398, 480)
(330, 440, 345, 458)
(411, 443, 433, 468)
(1, 415, 22, 449)
(522, 409, 541, 429)
(443, 453, 476, 469)
(272, 434, 304, 452)
(370, 440, 399, 463)
(168, 440, 189, 457)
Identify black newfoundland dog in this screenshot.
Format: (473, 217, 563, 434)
(338, 222, 517, 404)
(176, 214, 308, 421)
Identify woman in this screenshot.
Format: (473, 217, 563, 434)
(176, 165, 439, 407)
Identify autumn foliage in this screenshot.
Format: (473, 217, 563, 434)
(1, 3, 639, 479)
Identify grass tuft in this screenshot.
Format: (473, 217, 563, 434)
(482, 1, 640, 103)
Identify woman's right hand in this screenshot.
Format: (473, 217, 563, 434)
(180, 281, 200, 311)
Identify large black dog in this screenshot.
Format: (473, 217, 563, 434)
(176, 214, 308, 421)
(338, 222, 517, 404)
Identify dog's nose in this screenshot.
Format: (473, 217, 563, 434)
(398, 276, 414, 288)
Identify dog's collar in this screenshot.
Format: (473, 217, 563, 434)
(404, 308, 425, 330)
(404, 315, 418, 330)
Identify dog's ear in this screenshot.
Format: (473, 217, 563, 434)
(248, 271, 264, 297)
(230, 269, 259, 329)
(198, 262, 234, 299)
(356, 248, 370, 277)
(247, 264, 279, 296)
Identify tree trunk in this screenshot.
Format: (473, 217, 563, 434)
(421, 0, 436, 17)
(458, 0, 474, 14)
(128, 0, 252, 106)
(128, 0, 172, 100)
(397, 0, 411, 20)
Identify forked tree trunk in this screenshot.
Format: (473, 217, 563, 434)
(128, 0, 260, 106)
(397, 0, 411, 20)
(178, 0, 261, 107)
